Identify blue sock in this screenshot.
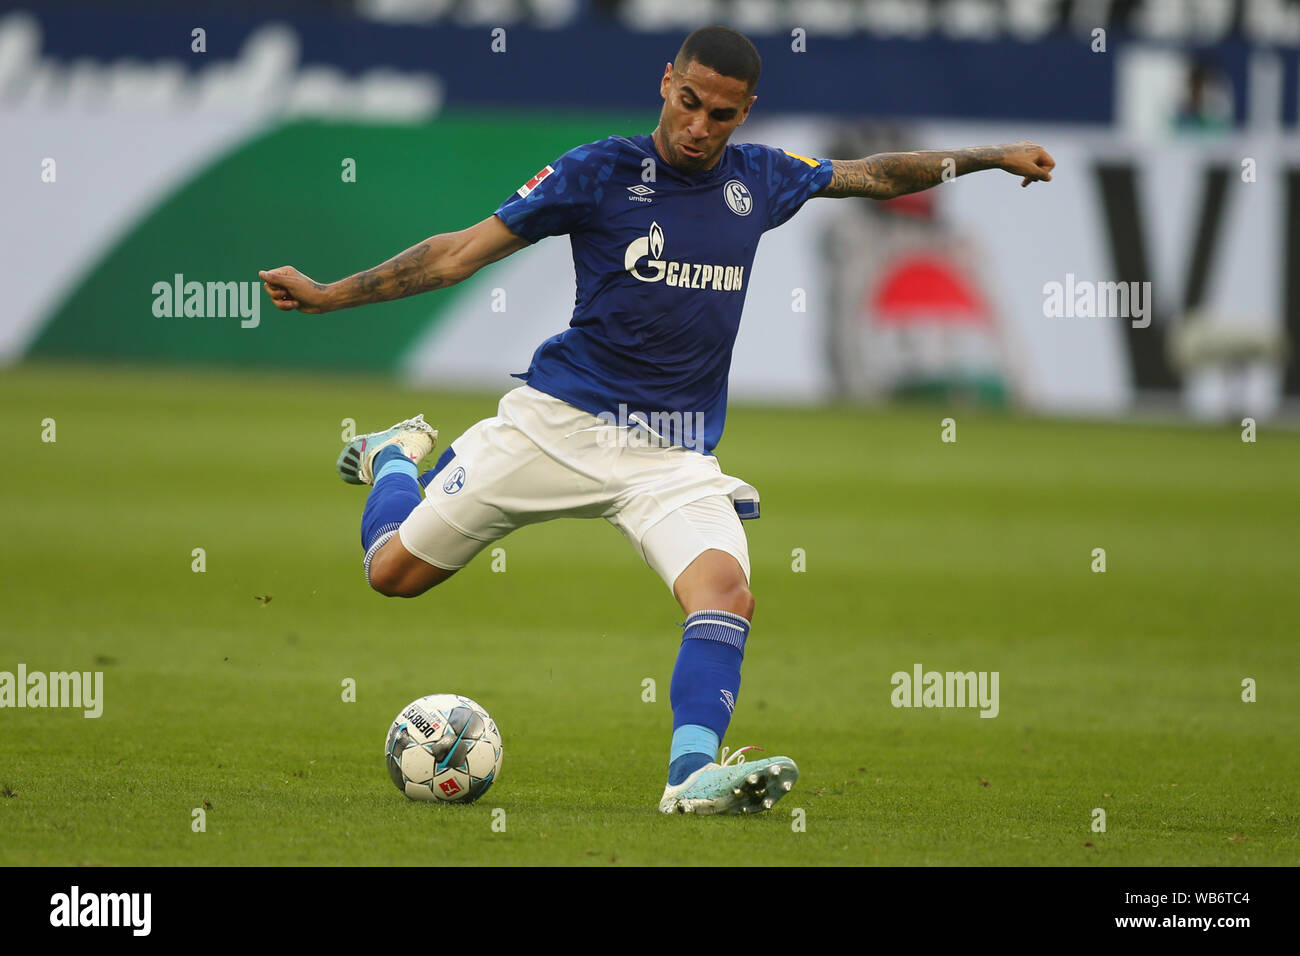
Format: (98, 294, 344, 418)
(361, 446, 421, 569)
(668, 725, 720, 786)
(667, 610, 749, 785)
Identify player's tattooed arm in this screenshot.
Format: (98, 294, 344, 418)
(344, 239, 444, 305)
(259, 215, 529, 314)
(818, 141, 1054, 200)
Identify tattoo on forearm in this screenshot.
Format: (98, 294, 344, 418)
(350, 241, 445, 303)
(822, 145, 1009, 200)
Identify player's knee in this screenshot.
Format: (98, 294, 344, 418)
(367, 565, 403, 597)
(716, 580, 754, 620)
(368, 549, 448, 598)
(677, 565, 754, 619)
(368, 551, 414, 598)
(735, 584, 755, 621)
(371, 573, 427, 599)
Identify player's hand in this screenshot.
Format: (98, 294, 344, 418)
(258, 266, 334, 314)
(999, 141, 1055, 187)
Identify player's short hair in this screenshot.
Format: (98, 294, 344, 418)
(673, 25, 761, 94)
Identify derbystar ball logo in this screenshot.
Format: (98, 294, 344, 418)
(515, 165, 554, 198)
(623, 221, 746, 291)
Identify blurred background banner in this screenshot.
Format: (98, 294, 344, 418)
(3, 1, 1297, 420)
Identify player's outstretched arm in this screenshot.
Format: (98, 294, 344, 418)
(817, 141, 1055, 200)
(259, 214, 529, 314)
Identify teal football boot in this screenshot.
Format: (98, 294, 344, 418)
(658, 746, 799, 815)
(337, 414, 438, 485)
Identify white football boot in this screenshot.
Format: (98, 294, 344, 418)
(658, 746, 799, 815)
(336, 414, 438, 485)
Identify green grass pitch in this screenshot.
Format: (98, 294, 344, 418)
(1, 363, 1296, 866)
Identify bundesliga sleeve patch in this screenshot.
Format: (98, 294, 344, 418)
(516, 165, 555, 198)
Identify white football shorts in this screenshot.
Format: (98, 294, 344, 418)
(397, 385, 758, 590)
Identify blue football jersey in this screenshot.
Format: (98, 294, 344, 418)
(494, 133, 832, 453)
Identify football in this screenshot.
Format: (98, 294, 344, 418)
(385, 694, 503, 803)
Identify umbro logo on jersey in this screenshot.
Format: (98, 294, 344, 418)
(627, 183, 655, 203)
(515, 165, 554, 198)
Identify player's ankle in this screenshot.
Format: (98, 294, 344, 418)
(667, 752, 712, 785)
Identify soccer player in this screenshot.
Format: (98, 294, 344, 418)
(260, 25, 1054, 815)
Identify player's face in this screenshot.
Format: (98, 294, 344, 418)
(654, 60, 755, 173)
